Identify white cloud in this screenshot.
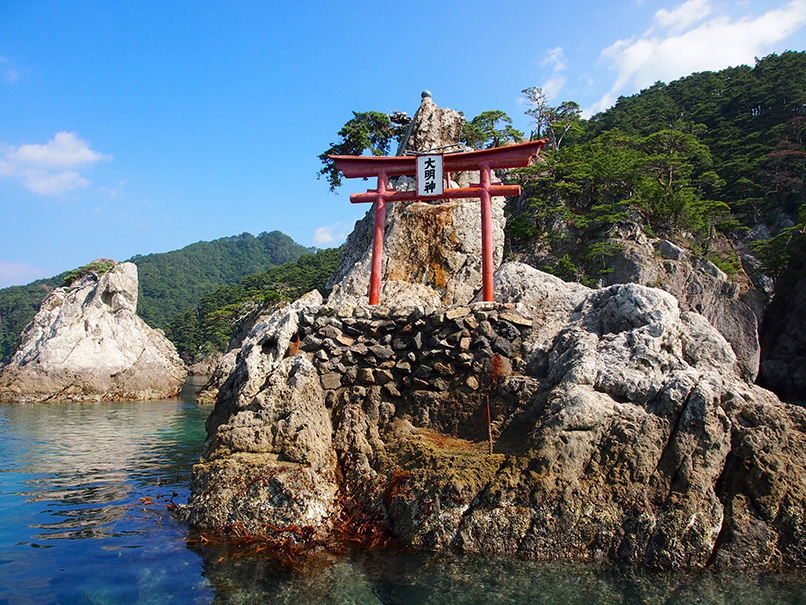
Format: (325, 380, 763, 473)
(0, 132, 111, 195)
(542, 47, 567, 72)
(539, 47, 568, 100)
(655, 0, 712, 32)
(587, 93, 618, 117)
(9, 131, 110, 168)
(313, 223, 348, 246)
(99, 179, 128, 199)
(0, 56, 20, 83)
(591, 0, 806, 114)
(0, 261, 48, 288)
(24, 170, 90, 195)
(541, 75, 567, 101)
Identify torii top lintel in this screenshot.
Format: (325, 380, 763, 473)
(329, 139, 547, 305)
(330, 139, 546, 179)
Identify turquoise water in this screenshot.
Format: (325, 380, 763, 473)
(2, 380, 806, 604)
(0, 378, 213, 604)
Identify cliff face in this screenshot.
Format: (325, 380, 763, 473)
(509, 219, 763, 383)
(0, 262, 187, 402)
(604, 229, 761, 383)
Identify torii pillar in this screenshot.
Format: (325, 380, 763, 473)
(330, 139, 546, 305)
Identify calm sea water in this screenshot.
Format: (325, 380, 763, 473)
(2, 379, 806, 604)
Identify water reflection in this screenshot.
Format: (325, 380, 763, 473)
(0, 377, 213, 603)
(2, 376, 806, 604)
(0, 395, 198, 541)
(192, 547, 806, 604)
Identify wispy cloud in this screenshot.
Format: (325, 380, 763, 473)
(0, 261, 48, 288)
(313, 223, 348, 247)
(0, 132, 112, 195)
(540, 47, 567, 100)
(0, 56, 20, 83)
(655, 0, 712, 32)
(589, 0, 806, 115)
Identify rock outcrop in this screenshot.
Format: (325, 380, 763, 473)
(194, 301, 286, 406)
(619, 231, 761, 382)
(184, 264, 806, 568)
(516, 222, 763, 382)
(327, 94, 507, 307)
(0, 262, 187, 402)
(184, 95, 805, 568)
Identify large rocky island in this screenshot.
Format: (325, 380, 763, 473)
(184, 97, 806, 569)
(0, 261, 187, 402)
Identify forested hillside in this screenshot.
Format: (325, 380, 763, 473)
(0, 275, 66, 367)
(132, 231, 309, 329)
(167, 247, 342, 362)
(0, 230, 310, 365)
(507, 51, 805, 282)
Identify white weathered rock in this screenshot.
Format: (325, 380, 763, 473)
(657, 239, 687, 261)
(202, 289, 324, 451)
(185, 289, 337, 538)
(488, 261, 591, 359)
(564, 231, 761, 381)
(0, 262, 186, 402)
(400, 94, 466, 155)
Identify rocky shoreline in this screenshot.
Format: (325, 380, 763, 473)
(183, 264, 806, 569)
(182, 95, 806, 570)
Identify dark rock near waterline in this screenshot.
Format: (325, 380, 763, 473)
(758, 237, 806, 402)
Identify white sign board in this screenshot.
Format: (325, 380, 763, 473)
(417, 154, 443, 197)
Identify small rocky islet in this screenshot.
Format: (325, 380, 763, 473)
(182, 97, 806, 569)
(0, 261, 186, 402)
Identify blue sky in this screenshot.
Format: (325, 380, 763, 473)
(1, 0, 805, 288)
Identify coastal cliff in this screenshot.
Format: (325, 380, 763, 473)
(184, 98, 806, 569)
(0, 261, 187, 402)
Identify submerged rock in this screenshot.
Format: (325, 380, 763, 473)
(0, 262, 187, 402)
(184, 264, 806, 569)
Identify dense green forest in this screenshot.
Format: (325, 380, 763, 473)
(506, 52, 805, 283)
(167, 247, 342, 362)
(132, 231, 309, 329)
(0, 275, 66, 366)
(0, 231, 311, 365)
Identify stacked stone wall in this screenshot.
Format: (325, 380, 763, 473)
(298, 302, 535, 442)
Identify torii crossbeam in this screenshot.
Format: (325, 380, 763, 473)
(330, 139, 546, 305)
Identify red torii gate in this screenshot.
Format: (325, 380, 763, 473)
(330, 139, 546, 305)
